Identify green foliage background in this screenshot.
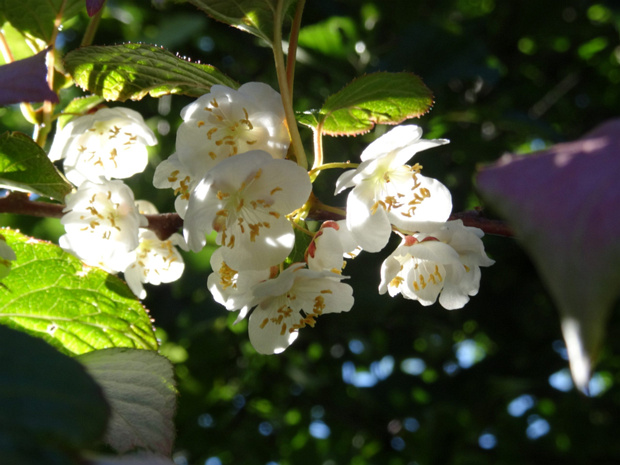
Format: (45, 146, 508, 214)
(2, 0, 620, 464)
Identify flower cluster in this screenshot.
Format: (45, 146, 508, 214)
(51, 81, 494, 354)
(149, 82, 493, 354)
(335, 125, 494, 309)
(154, 83, 353, 354)
(154, 82, 291, 219)
(51, 107, 187, 298)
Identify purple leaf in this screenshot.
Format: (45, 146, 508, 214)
(477, 119, 620, 392)
(0, 50, 58, 105)
(86, 0, 106, 17)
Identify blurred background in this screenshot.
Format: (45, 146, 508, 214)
(2, 0, 620, 463)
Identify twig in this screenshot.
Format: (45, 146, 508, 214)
(0, 193, 512, 240)
(0, 193, 184, 240)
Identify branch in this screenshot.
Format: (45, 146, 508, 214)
(448, 210, 514, 237)
(145, 213, 183, 241)
(308, 205, 513, 237)
(0, 193, 64, 218)
(0, 193, 183, 240)
(0, 193, 512, 240)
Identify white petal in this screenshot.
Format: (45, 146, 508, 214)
(334, 168, 358, 194)
(389, 175, 453, 230)
(378, 255, 401, 295)
(346, 184, 392, 252)
(52, 107, 155, 184)
(247, 267, 353, 354)
(360, 125, 448, 163)
(307, 227, 346, 272)
(248, 308, 300, 354)
(360, 125, 423, 161)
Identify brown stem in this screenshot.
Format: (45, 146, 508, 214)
(286, 0, 305, 99)
(145, 213, 184, 241)
(0, 193, 184, 240)
(0, 193, 512, 239)
(448, 210, 514, 237)
(0, 193, 64, 218)
(307, 206, 513, 237)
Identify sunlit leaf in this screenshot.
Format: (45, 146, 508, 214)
(477, 118, 620, 392)
(78, 348, 177, 456)
(0, 324, 109, 463)
(295, 109, 321, 129)
(285, 223, 313, 265)
(0, 0, 82, 43)
(298, 16, 358, 58)
(0, 50, 58, 105)
(186, 0, 295, 44)
(0, 229, 159, 356)
(0, 131, 71, 200)
(301, 72, 434, 136)
(0, 21, 40, 65)
(64, 43, 238, 102)
(57, 94, 105, 130)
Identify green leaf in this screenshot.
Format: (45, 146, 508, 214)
(296, 109, 322, 129)
(298, 16, 359, 58)
(285, 222, 314, 266)
(64, 43, 238, 102)
(0, 229, 158, 356)
(0, 131, 72, 200)
(57, 95, 105, 130)
(187, 0, 288, 44)
(305, 72, 434, 136)
(0, 0, 83, 43)
(0, 324, 109, 463)
(78, 348, 177, 456)
(0, 21, 37, 65)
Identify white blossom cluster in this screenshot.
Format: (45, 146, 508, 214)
(152, 82, 493, 354)
(51, 82, 493, 354)
(50, 107, 187, 299)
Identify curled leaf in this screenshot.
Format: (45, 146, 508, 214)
(86, 0, 106, 17)
(0, 50, 58, 105)
(477, 119, 620, 392)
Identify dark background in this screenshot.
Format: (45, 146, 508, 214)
(3, 0, 620, 464)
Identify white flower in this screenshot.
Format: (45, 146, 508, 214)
(60, 180, 146, 272)
(247, 263, 354, 354)
(305, 220, 359, 273)
(120, 200, 188, 299)
(207, 247, 272, 321)
(335, 125, 452, 253)
(378, 220, 494, 309)
(183, 151, 312, 270)
(124, 229, 187, 299)
(49, 107, 157, 186)
(175, 82, 290, 179)
(152, 153, 195, 218)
